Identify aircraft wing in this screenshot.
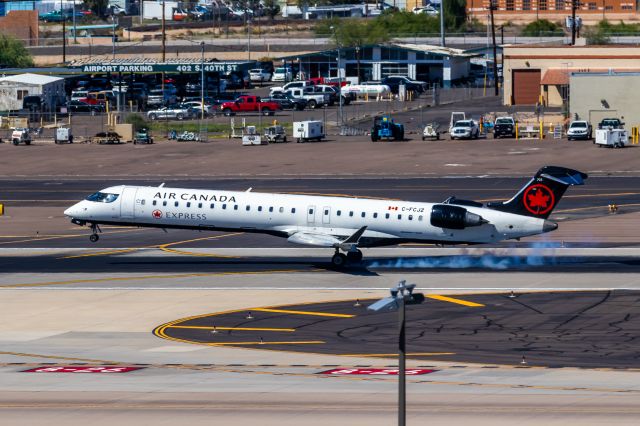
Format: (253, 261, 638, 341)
(287, 226, 368, 248)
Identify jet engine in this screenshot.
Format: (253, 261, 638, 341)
(430, 204, 487, 230)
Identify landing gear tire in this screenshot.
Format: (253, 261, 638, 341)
(331, 253, 347, 267)
(89, 234, 99, 243)
(346, 250, 363, 263)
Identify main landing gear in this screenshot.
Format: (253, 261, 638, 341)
(89, 223, 101, 243)
(331, 248, 363, 267)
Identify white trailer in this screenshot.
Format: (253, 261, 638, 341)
(595, 128, 629, 148)
(55, 127, 73, 144)
(293, 121, 324, 143)
(142, 1, 178, 20)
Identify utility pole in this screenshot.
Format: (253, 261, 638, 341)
(161, 1, 166, 62)
(571, 0, 578, 46)
(72, 0, 76, 44)
(489, 0, 498, 96)
(439, 0, 445, 47)
(112, 15, 116, 59)
(61, 0, 66, 63)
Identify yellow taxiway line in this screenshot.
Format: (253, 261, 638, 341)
(252, 308, 355, 318)
(167, 325, 296, 332)
(427, 294, 485, 307)
(339, 352, 456, 357)
(207, 341, 324, 346)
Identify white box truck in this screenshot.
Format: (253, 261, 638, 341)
(293, 121, 324, 143)
(595, 128, 629, 148)
(143, 1, 178, 20)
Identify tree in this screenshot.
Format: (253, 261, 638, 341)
(521, 19, 564, 36)
(443, 0, 467, 30)
(0, 34, 34, 68)
(262, 0, 280, 21)
(326, 18, 390, 48)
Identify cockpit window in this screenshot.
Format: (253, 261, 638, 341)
(86, 192, 119, 203)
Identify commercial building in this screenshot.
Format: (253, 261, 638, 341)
(502, 45, 640, 106)
(467, 0, 637, 24)
(0, 73, 65, 112)
(0, 10, 39, 46)
(279, 43, 476, 87)
(570, 71, 640, 126)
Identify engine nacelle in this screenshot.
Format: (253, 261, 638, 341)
(430, 204, 487, 230)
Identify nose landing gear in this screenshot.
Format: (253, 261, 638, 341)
(89, 223, 101, 243)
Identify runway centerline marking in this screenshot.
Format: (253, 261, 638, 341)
(339, 353, 456, 357)
(252, 308, 355, 318)
(426, 294, 485, 307)
(207, 341, 324, 346)
(167, 326, 296, 332)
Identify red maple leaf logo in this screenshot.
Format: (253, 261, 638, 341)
(152, 210, 162, 219)
(527, 190, 550, 209)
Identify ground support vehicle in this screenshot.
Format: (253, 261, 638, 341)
(242, 126, 266, 146)
(220, 95, 281, 116)
(176, 131, 200, 142)
(294, 121, 324, 143)
(133, 128, 153, 144)
(55, 128, 73, 144)
(92, 131, 121, 144)
(11, 128, 31, 145)
(371, 116, 404, 142)
(595, 128, 629, 148)
(264, 125, 287, 143)
(567, 120, 593, 140)
(493, 117, 516, 138)
(422, 123, 440, 140)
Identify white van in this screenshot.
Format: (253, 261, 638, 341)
(272, 67, 293, 82)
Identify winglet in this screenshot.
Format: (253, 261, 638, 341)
(342, 226, 367, 244)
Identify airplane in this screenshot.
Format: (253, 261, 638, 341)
(63, 166, 587, 267)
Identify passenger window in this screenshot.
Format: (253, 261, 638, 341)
(153, 200, 157, 206)
(258, 206, 262, 212)
(187, 202, 191, 208)
(198, 203, 202, 208)
(234, 205, 238, 210)
(163, 201, 167, 207)
(397, 214, 402, 220)
(141, 200, 146, 205)
(291, 208, 296, 213)
(361, 212, 365, 218)
(324, 209, 329, 215)
(210, 203, 215, 209)
(269, 207, 273, 212)
(337, 210, 341, 216)
(385, 213, 390, 219)
(246, 205, 250, 211)
(349, 211, 354, 217)
(308, 208, 314, 214)
(408, 215, 413, 221)
(174, 201, 179, 207)
(222, 204, 227, 209)
(279, 207, 284, 213)
(418, 215, 423, 221)
(373, 212, 378, 218)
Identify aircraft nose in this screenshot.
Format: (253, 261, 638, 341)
(64, 203, 81, 217)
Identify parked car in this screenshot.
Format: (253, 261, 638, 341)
(272, 67, 293, 82)
(147, 105, 193, 120)
(261, 92, 307, 111)
(249, 68, 272, 83)
(108, 4, 127, 16)
(567, 120, 593, 140)
(147, 88, 177, 107)
(450, 120, 480, 139)
(181, 101, 213, 117)
(381, 76, 427, 94)
(493, 116, 516, 139)
(286, 88, 328, 109)
(67, 100, 104, 114)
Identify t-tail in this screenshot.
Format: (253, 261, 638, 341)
(487, 166, 588, 219)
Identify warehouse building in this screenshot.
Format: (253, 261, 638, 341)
(502, 45, 640, 106)
(279, 43, 477, 87)
(570, 71, 640, 126)
(0, 73, 65, 112)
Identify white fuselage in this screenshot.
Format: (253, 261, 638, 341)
(64, 185, 551, 246)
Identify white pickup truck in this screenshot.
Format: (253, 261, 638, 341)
(286, 87, 329, 109)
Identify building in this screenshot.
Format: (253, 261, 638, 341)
(0, 73, 65, 112)
(570, 71, 640, 126)
(279, 43, 476, 87)
(502, 45, 640, 106)
(467, 0, 637, 24)
(0, 10, 39, 46)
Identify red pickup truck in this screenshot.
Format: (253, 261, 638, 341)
(220, 95, 281, 116)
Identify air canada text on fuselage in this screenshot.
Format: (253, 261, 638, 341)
(153, 192, 237, 202)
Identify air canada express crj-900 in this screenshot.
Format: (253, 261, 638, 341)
(64, 166, 587, 267)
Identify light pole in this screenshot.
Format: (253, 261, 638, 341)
(200, 41, 205, 122)
(439, 0, 445, 46)
(329, 25, 343, 126)
(368, 280, 425, 426)
(72, 0, 77, 44)
(112, 15, 116, 60)
(61, 0, 66, 63)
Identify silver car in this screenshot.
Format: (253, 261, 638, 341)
(146, 105, 192, 120)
